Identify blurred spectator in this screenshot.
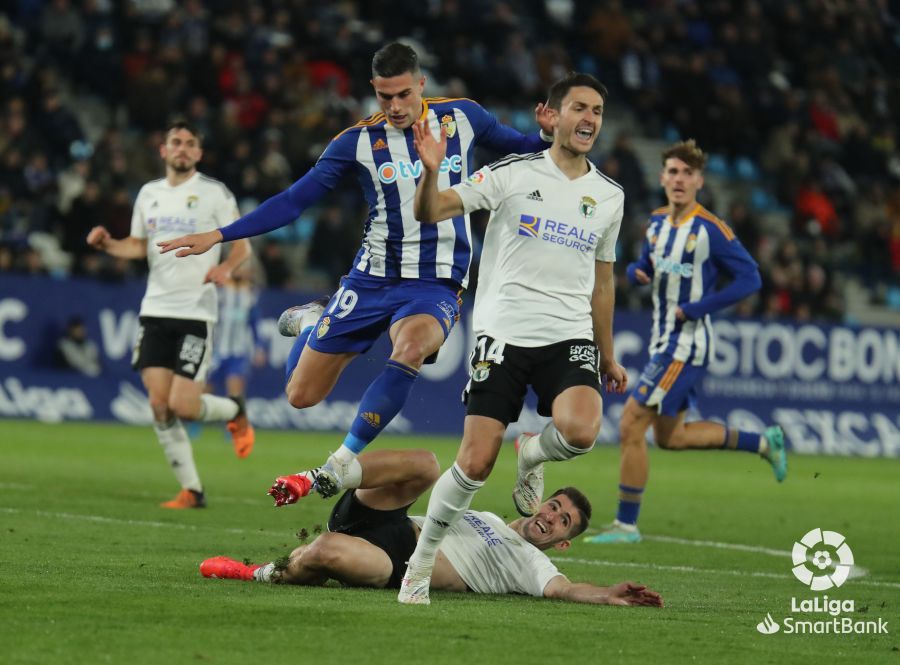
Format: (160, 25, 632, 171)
(56, 316, 101, 377)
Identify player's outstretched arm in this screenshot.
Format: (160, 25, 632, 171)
(412, 120, 465, 223)
(591, 261, 627, 394)
(544, 576, 663, 607)
(157, 229, 223, 257)
(86, 226, 147, 259)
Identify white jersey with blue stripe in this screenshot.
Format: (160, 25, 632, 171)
(213, 284, 259, 361)
(635, 203, 759, 366)
(307, 98, 549, 287)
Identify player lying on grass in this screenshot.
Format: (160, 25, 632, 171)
(200, 449, 662, 607)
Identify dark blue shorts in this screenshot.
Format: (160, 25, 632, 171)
(630, 352, 705, 417)
(306, 273, 461, 356)
(209, 355, 250, 385)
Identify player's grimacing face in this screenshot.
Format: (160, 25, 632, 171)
(661, 157, 704, 207)
(522, 495, 580, 550)
(161, 129, 202, 173)
(554, 86, 604, 154)
(371, 71, 425, 129)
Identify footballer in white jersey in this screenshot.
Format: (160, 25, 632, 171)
(397, 73, 632, 605)
(86, 121, 254, 510)
(203, 448, 663, 608)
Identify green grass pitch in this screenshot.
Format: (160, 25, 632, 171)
(1, 419, 898, 664)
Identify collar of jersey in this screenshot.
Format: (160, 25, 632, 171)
(544, 149, 593, 181)
(163, 171, 200, 189)
(384, 99, 430, 129)
(667, 202, 701, 227)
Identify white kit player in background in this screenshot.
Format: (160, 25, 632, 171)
(86, 120, 254, 509)
(397, 73, 628, 604)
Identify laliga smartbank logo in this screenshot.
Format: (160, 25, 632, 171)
(755, 529, 888, 636)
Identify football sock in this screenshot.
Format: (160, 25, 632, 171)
(520, 422, 593, 467)
(341, 360, 419, 455)
(408, 463, 483, 570)
(253, 562, 275, 583)
(198, 394, 240, 422)
(325, 449, 363, 489)
(283, 326, 313, 383)
(153, 417, 202, 492)
(723, 428, 765, 454)
(615, 484, 644, 526)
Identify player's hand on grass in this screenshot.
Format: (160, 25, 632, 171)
(86, 226, 110, 249)
(534, 101, 554, 136)
(599, 358, 628, 394)
(267, 474, 308, 507)
(633, 268, 651, 285)
(157, 229, 223, 257)
(412, 120, 447, 172)
(605, 582, 664, 607)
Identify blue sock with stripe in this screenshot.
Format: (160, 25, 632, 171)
(723, 428, 763, 453)
(283, 326, 313, 384)
(616, 484, 644, 526)
(341, 360, 419, 454)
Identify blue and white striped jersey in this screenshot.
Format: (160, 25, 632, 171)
(213, 283, 260, 361)
(628, 203, 761, 366)
(307, 98, 549, 287)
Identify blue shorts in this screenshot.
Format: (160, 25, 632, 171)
(209, 355, 250, 385)
(630, 353, 704, 417)
(306, 273, 462, 356)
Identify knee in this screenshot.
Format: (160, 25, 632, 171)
(285, 382, 322, 410)
(149, 398, 172, 424)
(302, 533, 343, 570)
(390, 338, 430, 368)
(168, 398, 195, 421)
(556, 420, 599, 450)
(655, 429, 686, 450)
(412, 450, 441, 488)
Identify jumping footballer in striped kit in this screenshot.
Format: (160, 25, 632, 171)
(586, 140, 787, 545)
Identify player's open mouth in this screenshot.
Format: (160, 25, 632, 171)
(575, 127, 594, 140)
(535, 518, 548, 534)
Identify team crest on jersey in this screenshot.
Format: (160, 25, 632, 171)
(518, 214, 540, 238)
(371, 138, 388, 151)
(472, 361, 491, 382)
(440, 114, 457, 138)
(316, 316, 331, 339)
(579, 196, 597, 218)
(186, 195, 199, 209)
(685, 233, 698, 252)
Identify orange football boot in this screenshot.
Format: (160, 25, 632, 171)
(226, 395, 255, 458)
(200, 556, 261, 581)
(160, 488, 206, 509)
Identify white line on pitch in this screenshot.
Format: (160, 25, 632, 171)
(0, 507, 283, 538)
(550, 557, 899, 589)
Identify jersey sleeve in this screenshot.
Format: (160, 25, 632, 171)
(463, 99, 549, 154)
(305, 130, 358, 190)
(129, 186, 147, 238)
(524, 549, 565, 597)
(594, 192, 624, 262)
(216, 186, 241, 228)
(451, 163, 509, 214)
(626, 221, 656, 283)
(679, 221, 762, 320)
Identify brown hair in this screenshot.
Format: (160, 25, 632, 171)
(661, 138, 707, 171)
(548, 487, 592, 537)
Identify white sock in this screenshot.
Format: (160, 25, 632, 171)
(521, 423, 593, 467)
(153, 418, 202, 492)
(198, 394, 239, 422)
(758, 436, 769, 456)
(327, 454, 362, 489)
(331, 445, 357, 464)
(408, 463, 483, 571)
(613, 519, 638, 532)
(253, 562, 275, 583)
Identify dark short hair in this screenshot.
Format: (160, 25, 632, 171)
(547, 72, 608, 110)
(662, 138, 707, 171)
(165, 119, 203, 146)
(371, 42, 420, 79)
(549, 487, 592, 537)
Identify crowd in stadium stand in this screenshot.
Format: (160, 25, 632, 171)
(2, 1, 898, 322)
